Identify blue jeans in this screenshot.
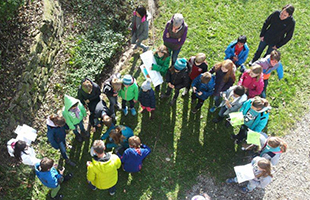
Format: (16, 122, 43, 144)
(171, 48, 181, 66)
(213, 96, 222, 107)
(88, 181, 116, 193)
(261, 79, 269, 98)
(218, 106, 228, 117)
(59, 141, 68, 159)
(252, 40, 274, 62)
(73, 120, 85, 137)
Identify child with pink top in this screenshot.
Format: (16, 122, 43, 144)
(238, 65, 264, 98)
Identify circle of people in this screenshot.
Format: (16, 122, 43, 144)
(7, 4, 295, 199)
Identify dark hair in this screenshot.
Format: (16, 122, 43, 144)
(233, 86, 245, 96)
(109, 126, 125, 145)
(270, 49, 281, 61)
(282, 4, 295, 16)
(93, 140, 105, 155)
(237, 35, 247, 44)
(136, 5, 147, 18)
(252, 96, 269, 109)
(13, 140, 28, 161)
(40, 157, 54, 172)
(200, 72, 211, 84)
(155, 45, 170, 60)
(50, 115, 66, 127)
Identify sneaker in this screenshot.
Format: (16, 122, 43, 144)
(240, 187, 250, 193)
(155, 86, 160, 93)
(239, 65, 246, 73)
(109, 191, 115, 196)
(131, 108, 137, 116)
(65, 159, 76, 167)
(51, 194, 63, 200)
(248, 60, 253, 66)
(170, 98, 176, 106)
(182, 88, 188, 96)
(123, 107, 128, 116)
(63, 173, 73, 182)
(226, 178, 237, 184)
(209, 107, 217, 113)
(191, 108, 198, 114)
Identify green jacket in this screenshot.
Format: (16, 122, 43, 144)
(87, 153, 121, 190)
(118, 83, 139, 101)
(62, 95, 87, 130)
(152, 53, 171, 76)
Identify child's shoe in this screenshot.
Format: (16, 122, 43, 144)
(131, 108, 137, 116)
(240, 187, 250, 193)
(109, 191, 115, 196)
(209, 106, 217, 113)
(182, 88, 188, 96)
(123, 107, 128, 116)
(191, 108, 198, 114)
(226, 178, 237, 184)
(65, 159, 76, 167)
(63, 173, 73, 182)
(150, 111, 155, 120)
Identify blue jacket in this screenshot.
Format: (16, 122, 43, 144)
(224, 40, 249, 66)
(35, 163, 62, 188)
(191, 75, 215, 100)
(240, 99, 271, 132)
(120, 144, 151, 173)
(47, 125, 67, 149)
(104, 125, 134, 149)
(138, 89, 156, 109)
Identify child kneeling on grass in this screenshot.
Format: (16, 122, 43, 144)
(119, 136, 151, 173)
(87, 140, 121, 195)
(35, 157, 72, 200)
(226, 156, 273, 193)
(138, 79, 156, 119)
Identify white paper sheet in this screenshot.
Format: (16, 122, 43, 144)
(140, 50, 163, 87)
(234, 163, 255, 183)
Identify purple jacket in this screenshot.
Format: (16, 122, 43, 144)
(163, 16, 188, 50)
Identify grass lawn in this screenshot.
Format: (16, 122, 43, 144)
(4, 0, 310, 199)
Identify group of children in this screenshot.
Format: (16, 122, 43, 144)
(7, 3, 296, 199)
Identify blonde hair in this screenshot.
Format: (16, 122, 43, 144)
(155, 45, 169, 60)
(128, 136, 141, 148)
(250, 65, 263, 82)
(195, 53, 206, 63)
(256, 158, 273, 178)
(93, 140, 105, 154)
(267, 137, 287, 153)
(111, 78, 122, 92)
(200, 72, 211, 84)
(213, 60, 235, 82)
(109, 126, 125, 145)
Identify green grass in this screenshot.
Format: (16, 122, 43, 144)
(3, 0, 310, 199)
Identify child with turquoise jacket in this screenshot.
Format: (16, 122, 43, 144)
(118, 74, 139, 116)
(62, 95, 87, 142)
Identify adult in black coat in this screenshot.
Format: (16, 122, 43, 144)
(77, 78, 101, 113)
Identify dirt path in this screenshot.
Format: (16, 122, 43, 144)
(186, 106, 310, 200)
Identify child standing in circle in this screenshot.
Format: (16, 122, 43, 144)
(138, 79, 156, 119)
(238, 65, 264, 98)
(130, 5, 149, 52)
(118, 75, 139, 116)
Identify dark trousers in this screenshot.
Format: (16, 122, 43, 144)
(122, 99, 135, 109)
(261, 79, 269, 98)
(88, 181, 116, 193)
(165, 86, 181, 100)
(191, 93, 206, 110)
(234, 125, 248, 141)
(252, 40, 274, 62)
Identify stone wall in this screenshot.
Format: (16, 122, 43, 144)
(8, 0, 63, 125)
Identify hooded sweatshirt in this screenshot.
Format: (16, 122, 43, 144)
(62, 95, 87, 130)
(87, 153, 121, 189)
(46, 117, 67, 149)
(35, 163, 62, 188)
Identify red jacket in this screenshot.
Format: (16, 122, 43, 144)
(238, 70, 264, 98)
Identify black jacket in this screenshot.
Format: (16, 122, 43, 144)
(138, 89, 155, 108)
(102, 74, 121, 97)
(77, 78, 101, 112)
(165, 68, 189, 89)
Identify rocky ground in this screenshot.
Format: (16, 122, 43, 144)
(186, 107, 310, 200)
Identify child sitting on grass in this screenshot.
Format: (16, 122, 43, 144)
(138, 79, 156, 119)
(35, 157, 72, 200)
(119, 136, 151, 173)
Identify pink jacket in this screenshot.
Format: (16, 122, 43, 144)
(238, 70, 264, 98)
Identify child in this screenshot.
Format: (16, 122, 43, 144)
(103, 73, 122, 118)
(163, 13, 188, 66)
(224, 35, 249, 72)
(62, 95, 87, 142)
(7, 139, 40, 166)
(46, 115, 76, 167)
(118, 74, 139, 116)
(260, 136, 287, 165)
(191, 72, 215, 113)
(161, 58, 189, 106)
(183, 53, 208, 96)
(238, 64, 264, 98)
(120, 136, 151, 173)
(87, 140, 121, 195)
(209, 60, 236, 112)
(232, 96, 271, 143)
(213, 85, 247, 123)
(35, 157, 72, 200)
(250, 4, 295, 63)
(90, 100, 112, 132)
(105, 125, 134, 155)
(130, 5, 149, 52)
(151, 45, 171, 91)
(100, 115, 116, 140)
(138, 79, 156, 119)
(226, 156, 273, 193)
(253, 50, 283, 98)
